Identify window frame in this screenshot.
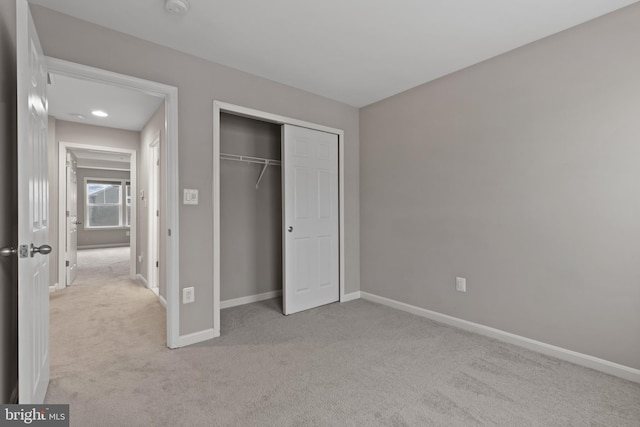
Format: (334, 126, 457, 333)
(84, 177, 131, 229)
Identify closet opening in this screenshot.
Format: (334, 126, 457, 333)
(213, 101, 346, 337)
(220, 113, 283, 312)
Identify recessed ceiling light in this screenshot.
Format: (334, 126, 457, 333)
(91, 110, 109, 118)
(70, 113, 86, 119)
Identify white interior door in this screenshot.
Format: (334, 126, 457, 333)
(149, 140, 160, 291)
(66, 151, 78, 285)
(282, 125, 339, 315)
(17, 0, 50, 403)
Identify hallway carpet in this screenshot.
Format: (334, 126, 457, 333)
(46, 251, 640, 426)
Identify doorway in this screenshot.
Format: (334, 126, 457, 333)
(57, 142, 137, 289)
(213, 101, 346, 336)
(47, 57, 180, 348)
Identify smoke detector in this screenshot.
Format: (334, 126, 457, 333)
(165, 0, 190, 15)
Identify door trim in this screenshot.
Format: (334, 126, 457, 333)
(148, 133, 160, 293)
(212, 101, 346, 336)
(64, 150, 78, 287)
(48, 57, 180, 349)
(58, 142, 137, 290)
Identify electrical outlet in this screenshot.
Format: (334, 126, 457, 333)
(183, 287, 195, 304)
(456, 277, 467, 293)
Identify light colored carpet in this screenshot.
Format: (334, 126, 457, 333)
(46, 250, 640, 426)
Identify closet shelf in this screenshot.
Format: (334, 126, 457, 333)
(220, 152, 281, 166)
(220, 152, 281, 189)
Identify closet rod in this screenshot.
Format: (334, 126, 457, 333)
(220, 152, 281, 189)
(220, 152, 281, 166)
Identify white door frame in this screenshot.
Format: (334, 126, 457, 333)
(65, 150, 78, 286)
(148, 133, 160, 293)
(58, 142, 137, 288)
(212, 100, 346, 336)
(48, 57, 181, 349)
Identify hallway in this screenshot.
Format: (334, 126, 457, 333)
(71, 247, 132, 284)
(46, 247, 166, 412)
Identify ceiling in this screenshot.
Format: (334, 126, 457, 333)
(32, 0, 638, 107)
(48, 73, 164, 131)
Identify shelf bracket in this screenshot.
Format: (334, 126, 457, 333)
(255, 161, 270, 189)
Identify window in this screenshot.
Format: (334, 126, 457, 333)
(85, 178, 131, 228)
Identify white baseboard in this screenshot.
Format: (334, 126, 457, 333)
(360, 292, 640, 383)
(49, 283, 58, 293)
(136, 274, 166, 309)
(136, 274, 149, 288)
(78, 243, 130, 250)
(177, 328, 216, 347)
(221, 290, 282, 309)
(136, 274, 165, 308)
(158, 294, 167, 309)
(220, 289, 360, 309)
(341, 291, 361, 302)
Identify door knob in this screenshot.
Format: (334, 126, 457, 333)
(0, 247, 17, 257)
(74, 221, 82, 225)
(287, 226, 293, 232)
(30, 243, 52, 257)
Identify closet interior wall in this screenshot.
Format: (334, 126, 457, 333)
(220, 113, 282, 302)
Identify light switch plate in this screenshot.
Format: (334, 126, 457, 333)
(183, 189, 198, 205)
(183, 287, 195, 304)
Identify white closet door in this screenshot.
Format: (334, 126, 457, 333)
(282, 125, 339, 315)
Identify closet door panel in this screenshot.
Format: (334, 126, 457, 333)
(294, 237, 311, 293)
(294, 167, 310, 220)
(283, 125, 339, 315)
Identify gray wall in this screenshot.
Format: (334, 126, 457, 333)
(48, 119, 139, 284)
(76, 168, 131, 248)
(360, 4, 640, 369)
(30, 5, 360, 336)
(0, 0, 17, 404)
(220, 113, 282, 301)
(138, 102, 166, 299)
(55, 119, 140, 151)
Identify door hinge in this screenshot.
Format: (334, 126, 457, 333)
(66, 210, 70, 217)
(156, 261, 159, 268)
(157, 210, 159, 217)
(66, 260, 70, 267)
(168, 229, 171, 237)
